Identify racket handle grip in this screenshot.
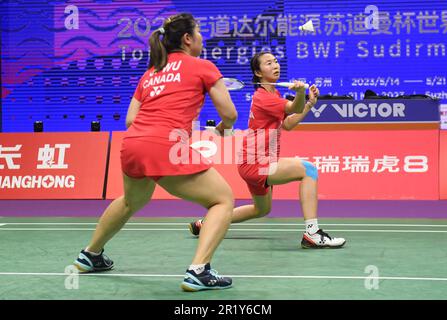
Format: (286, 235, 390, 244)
(277, 82, 310, 89)
(204, 126, 219, 135)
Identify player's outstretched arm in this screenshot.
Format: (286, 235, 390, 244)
(209, 78, 238, 135)
(285, 80, 306, 114)
(282, 85, 319, 131)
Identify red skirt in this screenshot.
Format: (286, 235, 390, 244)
(237, 162, 271, 196)
(120, 136, 211, 179)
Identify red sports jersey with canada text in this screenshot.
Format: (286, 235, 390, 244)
(126, 52, 222, 139)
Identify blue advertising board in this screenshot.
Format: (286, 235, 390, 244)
(303, 99, 440, 123)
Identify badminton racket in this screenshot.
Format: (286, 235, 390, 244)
(223, 77, 309, 91)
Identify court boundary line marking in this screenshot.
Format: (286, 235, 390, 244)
(0, 272, 446, 282)
(0, 227, 446, 233)
(1, 222, 447, 227)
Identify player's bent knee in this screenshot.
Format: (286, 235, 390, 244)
(212, 185, 235, 210)
(301, 160, 318, 181)
(124, 197, 148, 215)
(221, 184, 235, 203)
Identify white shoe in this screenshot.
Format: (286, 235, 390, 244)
(301, 229, 346, 249)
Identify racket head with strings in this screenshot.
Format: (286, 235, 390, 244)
(222, 77, 246, 91)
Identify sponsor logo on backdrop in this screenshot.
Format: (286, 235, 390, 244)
(296, 155, 428, 173)
(311, 102, 406, 118)
(0, 143, 75, 189)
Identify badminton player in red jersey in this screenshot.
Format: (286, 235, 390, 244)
(74, 13, 238, 291)
(190, 52, 346, 249)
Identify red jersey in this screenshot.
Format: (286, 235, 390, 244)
(120, 52, 221, 178)
(126, 52, 222, 139)
(240, 87, 289, 164)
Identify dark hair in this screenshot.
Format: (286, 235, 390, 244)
(250, 51, 274, 89)
(148, 13, 197, 72)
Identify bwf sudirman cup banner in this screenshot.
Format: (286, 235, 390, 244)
(0, 132, 109, 199)
(107, 129, 439, 200)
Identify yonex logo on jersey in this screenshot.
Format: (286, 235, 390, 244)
(150, 85, 165, 97)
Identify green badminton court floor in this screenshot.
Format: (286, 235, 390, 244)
(0, 217, 446, 300)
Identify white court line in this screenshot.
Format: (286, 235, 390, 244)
(0, 228, 447, 233)
(1, 222, 447, 227)
(0, 272, 446, 282)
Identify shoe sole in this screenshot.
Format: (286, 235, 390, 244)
(181, 282, 232, 292)
(73, 262, 91, 273)
(73, 261, 114, 273)
(301, 240, 346, 249)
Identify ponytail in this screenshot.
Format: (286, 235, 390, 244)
(252, 74, 261, 90)
(148, 28, 168, 72)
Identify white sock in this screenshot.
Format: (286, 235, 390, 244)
(85, 248, 101, 256)
(305, 219, 319, 235)
(189, 264, 206, 274)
